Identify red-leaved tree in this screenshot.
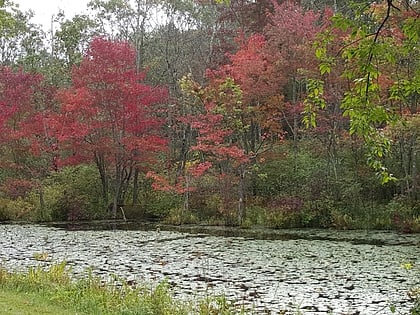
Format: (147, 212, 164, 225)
(55, 37, 168, 216)
(0, 66, 58, 216)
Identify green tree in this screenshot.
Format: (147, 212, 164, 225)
(308, 0, 419, 185)
(53, 14, 97, 69)
(0, 2, 46, 68)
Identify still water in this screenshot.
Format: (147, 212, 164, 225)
(1, 223, 419, 314)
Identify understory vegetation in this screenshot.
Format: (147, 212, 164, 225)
(0, 139, 419, 232)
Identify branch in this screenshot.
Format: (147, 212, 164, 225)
(364, 0, 395, 102)
(335, 32, 377, 57)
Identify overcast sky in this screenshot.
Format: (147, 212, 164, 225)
(13, 0, 91, 30)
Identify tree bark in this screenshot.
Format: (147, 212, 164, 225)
(132, 168, 140, 205)
(237, 165, 246, 226)
(94, 152, 108, 205)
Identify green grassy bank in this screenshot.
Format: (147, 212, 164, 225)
(0, 262, 241, 315)
(0, 289, 77, 315)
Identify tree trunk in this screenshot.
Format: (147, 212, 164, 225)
(182, 173, 190, 225)
(38, 185, 46, 220)
(411, 136, 418, 201)
(132, 167, 140, 205)
(237, 165, 246, 226)
(94, 152, 108, 205)
(112, 159, 124, 219)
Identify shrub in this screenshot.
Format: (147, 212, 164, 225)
(41, 165, 106, 221)
(243, 204, 266, 226)
(0, 197, 36, 221)
(164, 207, 199, 225)
(0, 178, 34, 200)
(387, 197, 420, 233)
(50, 190, 91, 221)
(142, 190, 183, 219)
(330, 208, 355, 229)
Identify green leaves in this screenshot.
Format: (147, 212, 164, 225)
(0, 1, 15, 34)
(402, 17, 420, 43)
(366, 134, 396, 184)
(340, 70, 396, 183)
(54, 14, 96, 67)
(303, 79, 326, 128)
(305, 1, 419, 184)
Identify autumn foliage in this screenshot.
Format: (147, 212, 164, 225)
(0, 0, 418, 228)
(55, 38, 167, 165)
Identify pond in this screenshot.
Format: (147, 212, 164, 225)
(0, 222, 419, 314)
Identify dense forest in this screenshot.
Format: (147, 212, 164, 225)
(0, 0, 418, 231)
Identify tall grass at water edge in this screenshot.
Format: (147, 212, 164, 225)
(0, 262, 244, 315)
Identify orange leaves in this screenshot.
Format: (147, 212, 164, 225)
(187, 94, 249, 165)
(188, 161, 213, 178)
(210, 33, 277, 105)
(146, 161, 214, 195)
(204, 2, 331, 142)
(56, 87, 96, 115)
(146, 171, 195, 194)
(146, 171, 176, 193)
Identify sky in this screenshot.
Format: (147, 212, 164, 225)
(13, 0, 91, 30)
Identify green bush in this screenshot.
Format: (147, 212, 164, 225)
(164, 207, 199, 225)
(243, 204, 266, 226)
(0, 197, 36, 221)
(254, 146, 324, 198)
(386, 197, 420, 233)
(41, 165, 106, 221)
(264, 210, 300, 228)
(142, 190, 183, 219)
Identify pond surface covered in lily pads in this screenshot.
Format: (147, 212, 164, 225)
(0, 223, 419, 314)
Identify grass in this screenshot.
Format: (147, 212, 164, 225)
(0, 289, 79, 315)
(0, 262, 241, 315)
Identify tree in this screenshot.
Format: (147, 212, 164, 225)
(55, 37, 168, 216)
(217, 0, 273, 34)
(0, 2, 46, 68)
(310, 0, 419, 186)
(198, 2, 331, 197)
(178, 74, 251, 224)
(53, 14, 97, 69)
(88, 0, 158, 74)
(144, 0, 222, 91)
(88, 0, 138, 41)
(262, 1, 332, 145)
(147, 73, 251, 225)
(0, 66, 56, 217)
(0, 66, 44, 160)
